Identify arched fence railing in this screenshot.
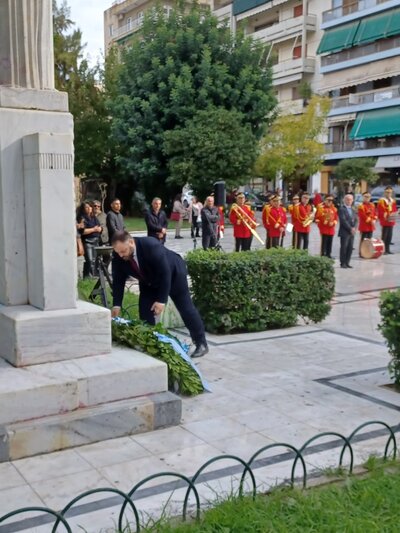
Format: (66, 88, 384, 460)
(0, 420, 397, 532)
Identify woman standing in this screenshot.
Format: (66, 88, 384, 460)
(77, 201, 102, 278)
(172, 194, 187, 239)
(189, 196, 203, 238)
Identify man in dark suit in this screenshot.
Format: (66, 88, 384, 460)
(144, 197, 168, 244)
(111, 231, 208, 358)
(338, 194, 357, 269)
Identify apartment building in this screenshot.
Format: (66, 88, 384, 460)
(318, 0, 400, 186)
(212, 0, 325, 115)
(104, 0, 211, 53)
(212, 0, 325, 191)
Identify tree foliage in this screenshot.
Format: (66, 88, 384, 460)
(255, 95, 331, 182)
(163, 107, 257, 200)
(110, 3, 276, 201)
(335, 157, 377, 185)
(53, 1, 120, 181)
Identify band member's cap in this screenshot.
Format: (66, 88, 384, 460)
(385, 186, 393, 191)
(236, 192, 245, 198)
(326, 195, 334, 200)
(292, 195, 300, 200)
(270, 195, 280, 201)
(362, 192, 371, 197)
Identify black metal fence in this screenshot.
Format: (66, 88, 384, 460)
(0, 420, 397, 532)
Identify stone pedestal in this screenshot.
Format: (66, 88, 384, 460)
(0, 87, 181, 461)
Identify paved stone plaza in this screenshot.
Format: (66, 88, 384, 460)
(0, 221, 399, 532)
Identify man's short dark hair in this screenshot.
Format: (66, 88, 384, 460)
(111, 198, 121, 204)
(111, 231, 132, 245)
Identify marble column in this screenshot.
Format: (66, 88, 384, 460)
(0, 0, 54, 90)
(0, 0, 112, 364)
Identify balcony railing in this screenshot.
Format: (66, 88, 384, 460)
(250, 14, 317, 42)
(214, 3, 232, 21)
(112, 17, 143, 38)
(331, 85, 400, 109)
(273, 57, 316, 78)
(326, 136, 400, 153)
(321, 35, 400, 67)
(322, 0, 393, 23)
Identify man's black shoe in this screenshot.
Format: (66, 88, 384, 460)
(346, 264, 353, 268)
(340, 264, 347, 268)
(191, 344, 209, 358)
(175, 236, 184, 239)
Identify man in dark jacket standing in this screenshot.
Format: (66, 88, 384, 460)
(338, 194, 357, 269)
(111, 232, 209, 358)
(144, 197, 168, 244)
(201, 196, 219, 250)
(106, 198, 125, 244)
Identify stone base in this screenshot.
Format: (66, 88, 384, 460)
(0, 346, 181, 461)
(0, 392, 181, 461)
(0, 300, 112, 367)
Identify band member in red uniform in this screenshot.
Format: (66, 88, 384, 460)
(358, 192, 377, 255)
(291, 193, 313, 250)
(262, 195, 286, 248)
(229, 193, 256, 251)
(377, 186, 397, 254)
(315, 194, 338, 258)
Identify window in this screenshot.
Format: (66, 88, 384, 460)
(294, 4, 303, 17)
(293, 45, 302, 59)
(126, 17, 132, 29)
(292, 86, 301, 100)
(109, 24, 114, 37)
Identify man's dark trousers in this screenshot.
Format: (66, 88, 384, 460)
(340, 233, 354, 266)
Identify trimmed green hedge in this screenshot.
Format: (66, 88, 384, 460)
(379, 289, 400, 386)
(186, 248, 335, 333)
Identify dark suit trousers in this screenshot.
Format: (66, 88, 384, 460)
(296, 232, 309, 250)
(382, 226, 393, 253)
(340, 233, 354, 266)
(321, 235, 333, 258)
(138, 267, 206, 346)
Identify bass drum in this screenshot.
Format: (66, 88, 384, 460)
(360, 238, 384, 259)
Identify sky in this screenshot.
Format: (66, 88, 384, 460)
(66, 0, 112, 65)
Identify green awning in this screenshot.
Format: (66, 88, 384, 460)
(317, 21, 360, 54)
(349, 107, 400, 140)
(353, 7, 400, 45)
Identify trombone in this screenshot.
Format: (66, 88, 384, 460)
(231, 203, 265, 246)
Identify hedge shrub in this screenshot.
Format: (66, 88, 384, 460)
(379, 289, 400, 386)
(186, 248, 335, 333)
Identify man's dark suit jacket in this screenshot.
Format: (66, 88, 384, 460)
(144, 209, 168, 243)
(112, 237, 185, 308)
(338, 205, 357, 237)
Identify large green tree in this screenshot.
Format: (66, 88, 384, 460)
(110, 3, 276, 201)
(163, 107, 257, 199)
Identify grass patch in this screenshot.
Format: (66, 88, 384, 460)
(131, 463, 400, 532)
(78, 278, 139, 319)
(124, 217, 191, 232)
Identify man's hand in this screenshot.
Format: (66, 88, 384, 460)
(151, 302, 165, 316)
(111, 306, 121, 318)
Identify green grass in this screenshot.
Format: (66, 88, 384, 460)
(133, 463, 400, 533)
(78, 278, 139, 319)
(124, 217, 191, 232)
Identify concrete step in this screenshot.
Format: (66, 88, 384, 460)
(0, 347, 168, 425)
(0, 391, 181, 461)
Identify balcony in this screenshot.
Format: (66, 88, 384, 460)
(325, 136, 400, 157)
(214, 3, 233, 22)
(321, 35, 400, 68)
(331, 85, 400, 109)
(278, 98, 305, 115)
(322, 0, 394, 24)
(272, 57, 316, 83)
(112, 17, 143, 39)
(250, 14, 317, 44)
